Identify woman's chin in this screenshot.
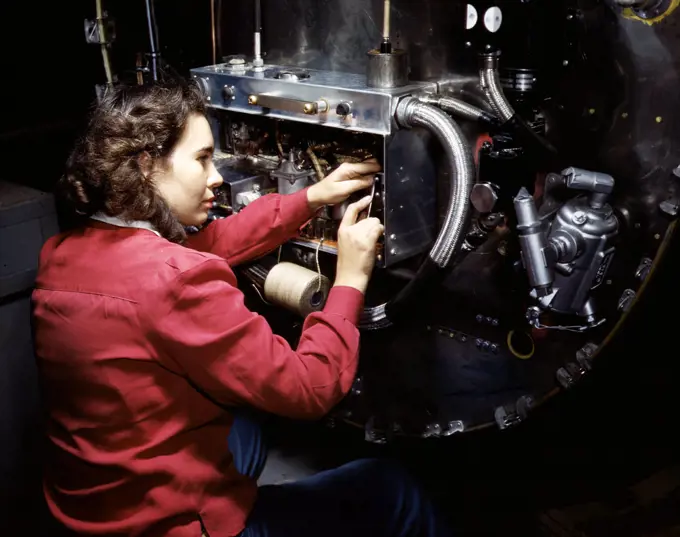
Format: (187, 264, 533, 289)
(180, 211, 209, 228)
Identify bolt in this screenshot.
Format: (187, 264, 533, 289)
(491, 318, 499, 327)
(622, 112, 629, 119)
(475, 338, 484, 348)
(656, 116, 663, 123)
(563, 60, 569, 66)
(659, 199, 679, 217)
(389, 234, 397, 240)
(490, 344, 499, 354)
(572, 211, 587, 225)
(486, 316, 493, 324)
(481, 340, 490, 351)
(476, 314, 484, 323)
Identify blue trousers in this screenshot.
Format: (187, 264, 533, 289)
(228, 413, 454, 537)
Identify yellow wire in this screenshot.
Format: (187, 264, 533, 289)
(507, 330, 535, 360)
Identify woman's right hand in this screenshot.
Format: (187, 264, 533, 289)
(334, 195, 384, 294)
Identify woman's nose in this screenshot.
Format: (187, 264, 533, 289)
(208, 163, 223, 189)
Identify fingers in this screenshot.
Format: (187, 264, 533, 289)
(337, 160, 381, 179)
(354, 217, 384, 240)
(340, 195, 372, 227)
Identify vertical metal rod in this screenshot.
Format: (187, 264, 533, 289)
(145, 0, 159, 80)
(380, 0, 392, 53)
(210, 0, 216, 64)
(253, 0, 263, 68)
(95, 0, 114, 86)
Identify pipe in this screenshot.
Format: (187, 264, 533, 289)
(95, 0, 113, 86)
(479, 53, 514, 122)
(360, 98, 475, 329)
(479, 52, 559, 166)
(420, 94, 500, 127)
(144, 0, 160, 81)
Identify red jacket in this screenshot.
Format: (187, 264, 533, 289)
(32, 188, 363, 537)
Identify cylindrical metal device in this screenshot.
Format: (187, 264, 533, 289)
(366, 49, 409, 88)
(513, 187, 555, 295)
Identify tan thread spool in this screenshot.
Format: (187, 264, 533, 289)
(263, 262, 331, 317)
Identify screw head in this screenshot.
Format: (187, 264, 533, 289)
(572, 211, 587, 225)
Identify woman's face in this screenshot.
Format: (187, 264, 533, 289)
(153, 113, 223, 227)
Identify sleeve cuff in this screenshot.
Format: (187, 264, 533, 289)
(281, 187, 318, 226)
(323, 286, 365, 326)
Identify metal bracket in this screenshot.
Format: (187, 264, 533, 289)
(618, 288, 636, 312)
(364, 416, 387, 444)
(635, 257, 653, 281)
(556, 342, 597, 389)
(84, 16, 116, 45)
(421, 420, 465, 438)
(494, 395, 535, 430)
(659, 198, 679, 217)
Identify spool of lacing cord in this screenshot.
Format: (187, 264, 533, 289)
(241, 239, 330, 317)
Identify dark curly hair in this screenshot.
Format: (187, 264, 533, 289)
(58, 80, 207, 243)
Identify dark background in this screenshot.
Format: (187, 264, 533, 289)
(1, 1, 679, 536)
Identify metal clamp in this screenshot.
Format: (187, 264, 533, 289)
(494, 395, 535, 430)
(247, 94, 329, 115)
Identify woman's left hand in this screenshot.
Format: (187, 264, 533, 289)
(306, 159, 381, 210)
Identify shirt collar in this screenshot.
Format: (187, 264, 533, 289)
(90, 212, 161, 237)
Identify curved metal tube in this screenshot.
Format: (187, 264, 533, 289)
(420, 94, 499, 126)
(360, 98, 475, 329)
(479, 52, 560, 167)
(479, 53, 514, 123)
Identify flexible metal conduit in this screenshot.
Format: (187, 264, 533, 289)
(420, 94, 499, 126)
(479, 51, 559, 167)
(360, 97, 475, 329)
(479, 53, 514, 123)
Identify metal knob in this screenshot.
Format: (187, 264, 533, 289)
(336, 102, 352, 116)
(223, 85, 236, 101)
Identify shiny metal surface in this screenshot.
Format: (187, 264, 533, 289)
(470, 183, 499, 213)
(366, 49, 409, 88)
(191, 64, 435, 135)
(479, 52, 515, 123)
(382, 128, 438, 266)
(217, 0, 466, 80)
(395, 97, 475, 268)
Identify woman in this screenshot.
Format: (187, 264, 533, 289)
(32, 81, 451, 537)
